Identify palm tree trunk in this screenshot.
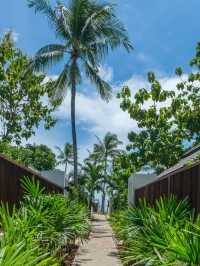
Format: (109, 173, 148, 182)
(108, 191, 113, 215)
(64, 163, 68, 196)
(101, 189, 106, 214)
(89, 192, 93, 214)
(101, 155, 107, 213)
(71, 57, 78, 187)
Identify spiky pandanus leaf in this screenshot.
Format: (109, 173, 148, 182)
(110, 196, 194, 266)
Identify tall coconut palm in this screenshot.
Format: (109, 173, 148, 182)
(27, 0, 133, 186)
(93, 132, 122, 213)
(81, 162, 103, 212)
(55, 143, 73, 184)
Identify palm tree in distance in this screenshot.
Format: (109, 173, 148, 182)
(93, 132, 122, 213)
(27, 0, 133, 186)
(81, 162, 103, 212)
(56, 143, 73, 174)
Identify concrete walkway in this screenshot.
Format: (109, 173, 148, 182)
(73, 214, 122, 266)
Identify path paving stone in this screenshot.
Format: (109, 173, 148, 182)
(73, 214, 122, 266)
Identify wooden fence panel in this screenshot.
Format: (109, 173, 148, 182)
(160, 178, 169, 197)
(135, 187, 145, 205)
(0, 154, 63, 207)
(196, 165, 200, 213)
(135, 164, 200, 212)
(135, 178, 169, 206)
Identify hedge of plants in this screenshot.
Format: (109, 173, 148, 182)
(110, 196, 200, 266)
(0, 177, 90, 265)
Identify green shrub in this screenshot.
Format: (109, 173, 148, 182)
(0, 177, 91, 265)
(110, 196, 200, 266)
(0, 242, 58, 266)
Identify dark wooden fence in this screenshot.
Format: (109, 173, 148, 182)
(135, 163, 200, 212)
(0, 154, 63, 206)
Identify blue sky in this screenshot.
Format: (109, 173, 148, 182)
(1, 0, 200, 161)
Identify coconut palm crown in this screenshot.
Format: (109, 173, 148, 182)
(27, 0, 133, 186)
(55, 143, 73, 173)
(81, 162, 103, 211)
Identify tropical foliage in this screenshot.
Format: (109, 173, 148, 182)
(76, 131, 136, 214)
(55, 143, 73, 186)
(107, 153, 133, 211)
(0, 141, 56, 171)
(0, 177, 90, 265)
(109, 196, 200, 266)
(118, 49, 200, 173)
(80, 132, 124, 213)
(80, 162, 103, 212)
(0, 32, 59, 144)
(27, 0, 132, 186)
(3, 1, 200, 264)
(93, 133, 123, 212)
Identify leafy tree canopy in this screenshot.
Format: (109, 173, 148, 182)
(0, 141, 56, 171)
(25, 143, 57, 171)
(118, 50, 200, 173)
(108, 152, 134, 210)
(0, 32, 60, 144)
(56, 143, 73, 168)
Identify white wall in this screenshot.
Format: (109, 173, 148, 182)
(128, 175, 135, 206)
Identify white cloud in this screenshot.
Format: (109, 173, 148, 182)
(54, 72, 185, 148)
(23, 67, 188, 162)
(98, 65, 113, 82)
(55, 92, 136, 144)
(136, 52, 151, 63)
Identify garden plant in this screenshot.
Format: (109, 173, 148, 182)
(0, 177, 90, 265)
(110, 196, 200, 266)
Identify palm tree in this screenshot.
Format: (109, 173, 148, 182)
(81, 162, 103, 212)
(93, 132, 122, 213)
(84, 149, 100, 166)
(55, 143, 73, 182)
(27, 0, 133, 186)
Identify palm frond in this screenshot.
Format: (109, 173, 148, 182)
(79, 1, 133, 53)
(84, 61, 112, 101)
(98, 9, 133, 52)
(27, 0, 57, 27)
(55, 146, 65, 160)
(28, 0, 53, 16)
(36, 44, 66, 57)
(27, 0, 132, 105)
(56, 4, 73, 39)
(27, 0, 71, 40)
(53, 64, 70, 101)
(80, 4, 113, 39)
(55, 143, 73, 166)
(30, 44, 66, 72)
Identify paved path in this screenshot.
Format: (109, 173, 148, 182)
(73, 214, 122, 266)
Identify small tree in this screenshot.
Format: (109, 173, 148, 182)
(0, 141, 56, 171)
(0, 32, 59, 144)
(56, 143, 73, 187)
(81, 162, 103, 212)
(118, 62, 200, 173)
(108, 153, 134, 212)
(24, 144, 57, 171)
